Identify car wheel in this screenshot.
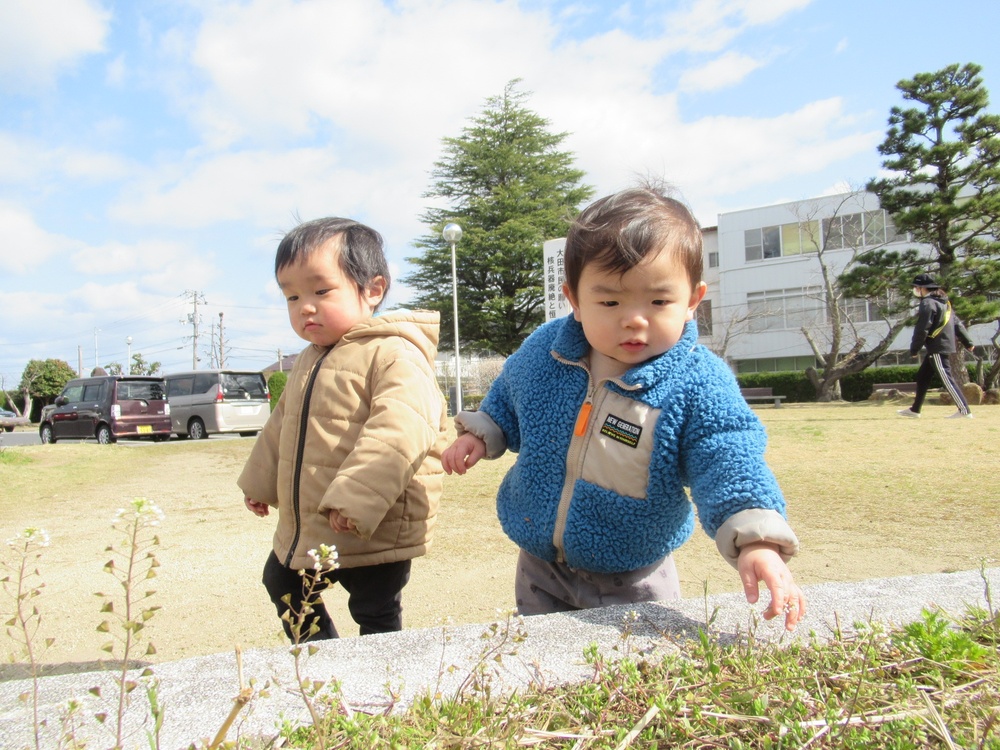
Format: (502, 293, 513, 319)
(3, 426, 12, 433)
(40, 424, 56, 444)
(188, 418, 207, 440)
(96, 425, 114, 444)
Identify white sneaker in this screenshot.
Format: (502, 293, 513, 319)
(946, 410, 974, 419)
(897, 408, 920, 418)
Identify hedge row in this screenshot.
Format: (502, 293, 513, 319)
(735, 364, 980, 403)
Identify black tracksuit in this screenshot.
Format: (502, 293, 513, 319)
(908, 292, 974, 414)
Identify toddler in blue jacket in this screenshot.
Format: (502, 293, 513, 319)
(443, 186, 805, 630)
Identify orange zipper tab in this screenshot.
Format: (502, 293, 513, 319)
(574, 402, 592, 436)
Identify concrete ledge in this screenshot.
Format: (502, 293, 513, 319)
(1, 567, 996, 748)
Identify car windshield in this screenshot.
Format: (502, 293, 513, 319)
(118, 381, 165, 400)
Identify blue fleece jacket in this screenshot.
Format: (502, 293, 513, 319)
(479, 316, 786, 574)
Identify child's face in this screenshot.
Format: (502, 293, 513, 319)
(277, 238, 385, 348)
(563, 248, 706, 367)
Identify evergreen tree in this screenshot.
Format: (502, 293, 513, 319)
(405, 80, 594, 356)
(853, 63, 1000, 322)
(844, 63, 1000, 387)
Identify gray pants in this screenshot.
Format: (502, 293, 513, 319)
(514, 549, 682, 615)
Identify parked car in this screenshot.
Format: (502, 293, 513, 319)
(38, 375, 171, 444)
(0, 408, 29, 433)
(164, 370, 270, 439)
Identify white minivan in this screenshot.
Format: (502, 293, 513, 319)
(164, 370, 270, 439)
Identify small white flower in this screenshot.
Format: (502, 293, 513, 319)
(5, 527, 50, 548)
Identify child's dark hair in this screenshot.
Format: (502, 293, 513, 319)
(275, 217, 391, 308)
(563, 187, 703, 297)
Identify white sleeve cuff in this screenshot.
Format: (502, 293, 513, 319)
(454, 410, 507, 459)
(715, 508, 800, 568)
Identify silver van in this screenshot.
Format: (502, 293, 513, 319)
(164, 370, 270, 439)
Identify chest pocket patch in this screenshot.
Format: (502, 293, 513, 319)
(580, 391, 656, 499)
(600, 414, 642, 448)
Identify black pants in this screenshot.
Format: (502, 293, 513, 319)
(911, 351, 970, 414)
(262, 550, 411, 641)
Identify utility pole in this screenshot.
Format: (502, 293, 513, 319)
(218, 311, 226, 368)
(208, 321, 218, 368)
(182, 290, 205, 369)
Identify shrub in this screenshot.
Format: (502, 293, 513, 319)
(735, 371, 813, 403)
(268, 371, 287, 411)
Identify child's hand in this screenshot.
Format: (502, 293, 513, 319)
(442, 433, 487, 475)
(737, 541, 806, 631)
(329, 509, 357, 534)
(245, 497, 270, 517)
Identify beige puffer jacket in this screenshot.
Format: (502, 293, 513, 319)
(238, 310, 448, 570)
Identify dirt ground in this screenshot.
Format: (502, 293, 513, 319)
(0, 401, 997, 679)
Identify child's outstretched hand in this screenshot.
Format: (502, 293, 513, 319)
(245, 497, 270, 517)
(442, 433, 487, 475)
(737, 541, 806, 631)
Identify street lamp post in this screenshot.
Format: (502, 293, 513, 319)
(126, 337, 133, 375)
(442, 223, 463, 414)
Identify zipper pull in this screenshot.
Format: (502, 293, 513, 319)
(574, 400, 593, 436)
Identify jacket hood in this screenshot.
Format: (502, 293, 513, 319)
(339, 309, 441, 366)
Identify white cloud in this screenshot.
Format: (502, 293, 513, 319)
(106, 53, 127, 86)
(68, 238, 214, 293)
(0, 133, 130, 185)
(185, 0, 552, 151)
(0, 0, 110, 90)
(103, 0, 873, 261)
(678, 51, 764, 92)
(554, 95, 880, 224)
(70, 241, 142, 275)
(678, 98, 880, 191)
(0, 203, 82, 272)
(111, 147, 374, 228)
(740, 0, 813, 25)
(659, 0, 811, 54)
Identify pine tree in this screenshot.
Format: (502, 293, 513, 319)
(845, 63, 1000, 387)
(862, 63, 1000, 322)
(405, 80, 593, 356)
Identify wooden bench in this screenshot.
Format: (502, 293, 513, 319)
(872, 382, 917, 394)
(739, 387, 786, 407)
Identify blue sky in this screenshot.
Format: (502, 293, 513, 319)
(2, 0, 999, 385)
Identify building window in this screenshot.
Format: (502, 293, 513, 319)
(822, 209, 905, 251)
(745, 209, 906, 263)
(762, 226, 781, 258)
(781, 221, 819, 256)
(838, 297, 885, 323)
(747, 287, 825, 332)
(695, 300, 712, 336)
(736, 355, 818, 373)
(708, 251, 719, 268)
(745, 221, 819, 262)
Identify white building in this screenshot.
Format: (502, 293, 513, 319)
(545, 191, 992, 375)
(706, 191, 993, 373)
